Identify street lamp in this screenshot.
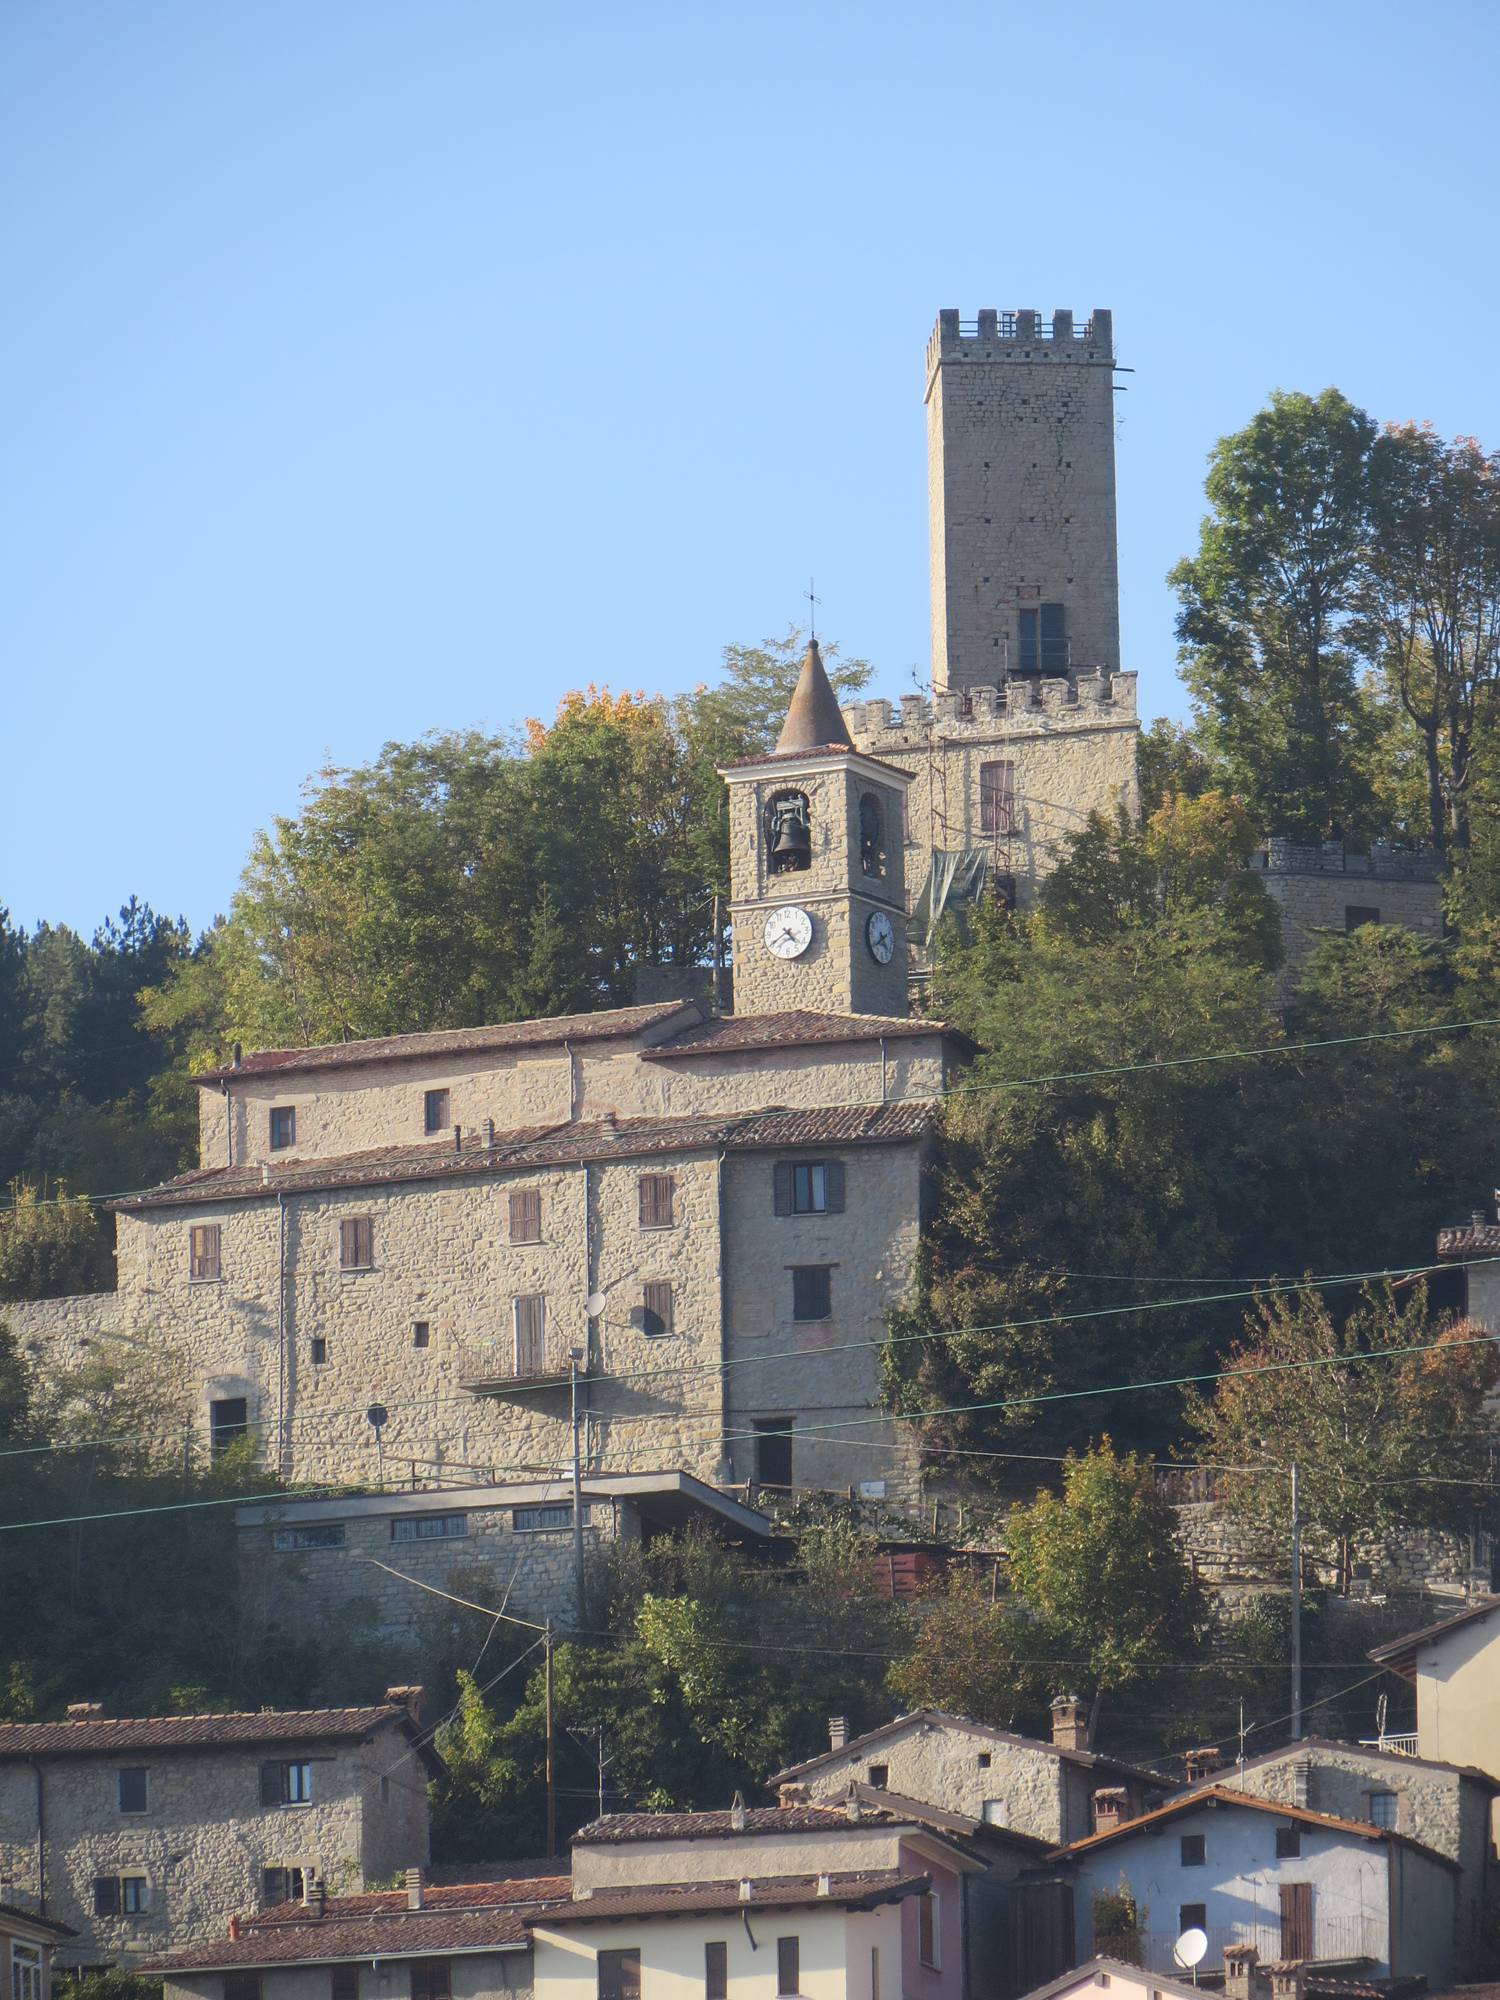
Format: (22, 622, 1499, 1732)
(367, 1403, 389, 1492)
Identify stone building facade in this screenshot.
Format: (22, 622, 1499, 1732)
(0, 1700, 436, 1968)
(1249, 840, 1444, 981)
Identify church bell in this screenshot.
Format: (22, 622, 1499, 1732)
(773, 814, 811, 866)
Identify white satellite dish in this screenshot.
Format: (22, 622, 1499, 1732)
(1174, 1928, 1209, 1971)
(586, 1292, 607, 1318)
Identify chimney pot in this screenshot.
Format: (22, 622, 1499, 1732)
(817, 1872, 832, 1897)
(453, 1123, 462, 1152)
(778, 1783, 811, 1808)
(1050, 1693, 1089, 1752)
(738, 1878, 753, 1903)
(387, 1684, 425, 1724)
(483, 1118, 495, 1149)
(845, 1791, 862, 1824)
(828, 1715, 849, 1751)
(407, 1867, 424, 1910)
(232, 1043, 242, 1067)
(729, 1790, 747, 1831)
(228, 1916, 241, 1941)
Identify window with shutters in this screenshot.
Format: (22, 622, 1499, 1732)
(1280, 1882, 1312, 1960)
(340, 1217, 373, 1269)
(424, 1088, 450, 1134)
(792, 1266, 832, 1321)
(189, 1223, 221, 1281)
(919, 1891, 941, 1969)
(509, 1187, 542, 1243)
(514, 1294, 545, 1375)
(641, 1282, 673, 1337)
(773, 1160, 845, 1216)
(705, 1942, 728, 2000)
(224, 1975, 263, 2000)
(410, 1963, 451, 2000)
(119, 1767, 148, 1814)
(94, 1877, 121, 1917)
(331, 1967, 359, 2000)
(777, 1936, 800, 1996)
(859, 792, 886, 877)
(980, 761, 1016, 836)
(262, 1867, 304, 1907)
(639, 1173, 674, 1230)
(1018, 602, 1066, 673)
(270, 1106, 296, 1150)
(121, 1876, 149, 1914)
(260, 1761, 313, 1807)
(597, 1950, 640, 2000)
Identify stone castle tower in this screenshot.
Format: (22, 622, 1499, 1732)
(846, 304, 1136, 923)
(926, 307, 1120, 691)
(720, 638, 911, 1017)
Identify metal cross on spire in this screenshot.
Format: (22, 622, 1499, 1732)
(805, 576, 820, 641)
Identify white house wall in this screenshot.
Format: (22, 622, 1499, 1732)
(532, 1904, 902, 2000)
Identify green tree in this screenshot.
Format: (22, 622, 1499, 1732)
(1186, 1282, 1498, 1594)
(1170, 388, 1384, 843)
(0, 1181, 114, 1299)
(1357, 423, 1500, 862)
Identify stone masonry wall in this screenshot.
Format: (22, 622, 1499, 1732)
(846, 677, 1139, 913)
(925, 309, 1119, 692)
(197, 1020, 943, 1175)
(0, 1730, 425, 1967)
(723, 755, 910, 1019)
(796, 1723, 1073, 1842)
(1251, 858, 1444, 982)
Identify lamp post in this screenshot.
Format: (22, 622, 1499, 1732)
(367, 1404, 388, 1492)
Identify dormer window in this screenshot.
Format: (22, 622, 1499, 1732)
(766, 791, 811, 874)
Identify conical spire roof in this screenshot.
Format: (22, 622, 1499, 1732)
(775, 637, 855, 755)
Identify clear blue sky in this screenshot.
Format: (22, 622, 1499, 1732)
(4, 2, 1497, 936)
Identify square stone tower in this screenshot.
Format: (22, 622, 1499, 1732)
(720, 640, 911, 1017)
(927, 307, 1119, 692)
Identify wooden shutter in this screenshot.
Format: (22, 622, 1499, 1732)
(980, 761, 1015, 835)
(509, 1188, 541, 1243)
(514, 1296, 545, 1375)
(341, 1219, 372, 1269)
(1280, 1881, 1312, 1960)
(94, 1877, 121, 1916)
(190, 1224, 221, 1281)
(823, 1159, 845, 1212)
(773, 1163, 794, 1216)
(259, 1761, 284, 1807)
(639, 1174, 674, 1228)
(642, 1282, 673, 1336)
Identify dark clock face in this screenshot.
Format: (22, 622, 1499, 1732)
(866, 909, 897, 964)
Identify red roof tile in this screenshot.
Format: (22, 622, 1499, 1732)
(642, 1010, 971, 1058)
(140, 1890, 572, 1973)
(542, 1870, 928, 1923)
(110, 1104, 932, 1212)
(0, 1703, 425, 1761)
(572, 1803, 905, 1844)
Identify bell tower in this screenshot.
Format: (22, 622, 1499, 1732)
(718, 639, 911, 1017)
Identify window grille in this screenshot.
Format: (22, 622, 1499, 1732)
(391, 1514, 466, 1542)
(273, 1523, 346, 1551)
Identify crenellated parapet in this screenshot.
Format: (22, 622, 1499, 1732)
(845, 668, 1138, 751)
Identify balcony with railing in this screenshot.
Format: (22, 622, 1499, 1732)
(1133, 1915, 1384, 1975)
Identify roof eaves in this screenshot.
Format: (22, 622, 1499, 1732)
(1368, 1595, 1499, 1663)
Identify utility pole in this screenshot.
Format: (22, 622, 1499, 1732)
(1291, 1461, 1302, 1741)
(570, 1350, 585, 1621)
(545, 1618, 555, 1859)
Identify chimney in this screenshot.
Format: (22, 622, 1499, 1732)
(816, 1872, 832, 1897)
(738, 1879, 753, 1902)
(828, 1716, 849, 1751)
(1185, 1745, 1226, 1783)
(1269, 1965, 1306, 2000)
(303, 1875, 325, 1917)
(483, 1118, 495, 1149)
(261, 1164, 271, 1185)
(845, 1790, 862, 1824)
(387, 1684, 425, 1725)
(1091, 1787, 1130, 1833)
(1050, 1694, 1089, 1752)
(1292, 1755, 1310, 1809)
(232, 1043, 242, 1068)
(778, 1783, 811, 1808)
(66, 1702, 105, 1722)
(730, 1790, 747, 1832)
(228, 1916, 241, 1941)
(453, 1124, 462, 1152)
(407, 1868, 424, 1911)
(1224, 1947, 1267, 2000)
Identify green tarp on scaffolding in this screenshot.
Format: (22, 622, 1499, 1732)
(908, 848, 990, 948)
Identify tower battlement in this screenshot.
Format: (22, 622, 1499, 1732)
(925, 307, 1114, 385)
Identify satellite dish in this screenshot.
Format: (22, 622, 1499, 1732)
(1174, 1929, 1209, 1970)
(586, 1292, 607, 1318)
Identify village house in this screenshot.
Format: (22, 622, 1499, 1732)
(1047, 1786, 1458, 1986)
(1369, 1597, 1500, 1829)
(771, 1702, 1170, 1848)
(1179, 1736, 1498, 1959)
(0, 1902, 73, 2000)
(0, 1693, 436, 1968)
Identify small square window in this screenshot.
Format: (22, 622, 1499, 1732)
(509, 1187, 541, 1243)
(424, 1089, 450, 1135)
(639, 1174, 674, 1230)
(1180, 1903, 1207, 1933)
(1181, 1833, 1206, 1867)
(340, 1218, 373, 1270)
(1346, 905, 1381, 931)
(309, 1338, 327, 1366)
(1276, 1825, 1301, 1857)
(225, 1975, 263, 2000)
(1368, 1791, 1397, 1829)
(261, 1867, 303, 1907)
(413, 1322, 430, 1349)
(410, 1962, 450, 2000)
(118, 1767, 148, 1814)
(867, 1763, 888, 1789)
(641, 1282, 673, 1337)
(189, 1223, 221, 1282)
(270, 1106, 296, 1150)
(792, 1266, 831, 1321)
(978, 1752, 992, 1769)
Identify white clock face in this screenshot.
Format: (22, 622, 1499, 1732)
(866, 909, 897, 964)
(764, 905, 813, 960)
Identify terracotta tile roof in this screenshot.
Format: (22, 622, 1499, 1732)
(110, 1104, 933, 1212)
(642, 1009, 971, 1058)
(258, 1880, 570, 1921)
(1047, 1783, 1459, 1870)
(1436, 1220, 1500, 1258)
(716, 745, 917, 779)
(1180, 1733, 1500, 1794)
(0, 1901, 75, 1939)
(139, 1882, 573, 1973)
(540, 1869, 929, 1923)
(571, 1803, 905, 1844)
(0, 1703, 423, 1761)
(191, 1003, 701, 1086)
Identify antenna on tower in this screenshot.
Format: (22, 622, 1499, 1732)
(805, 576, 821, 641)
